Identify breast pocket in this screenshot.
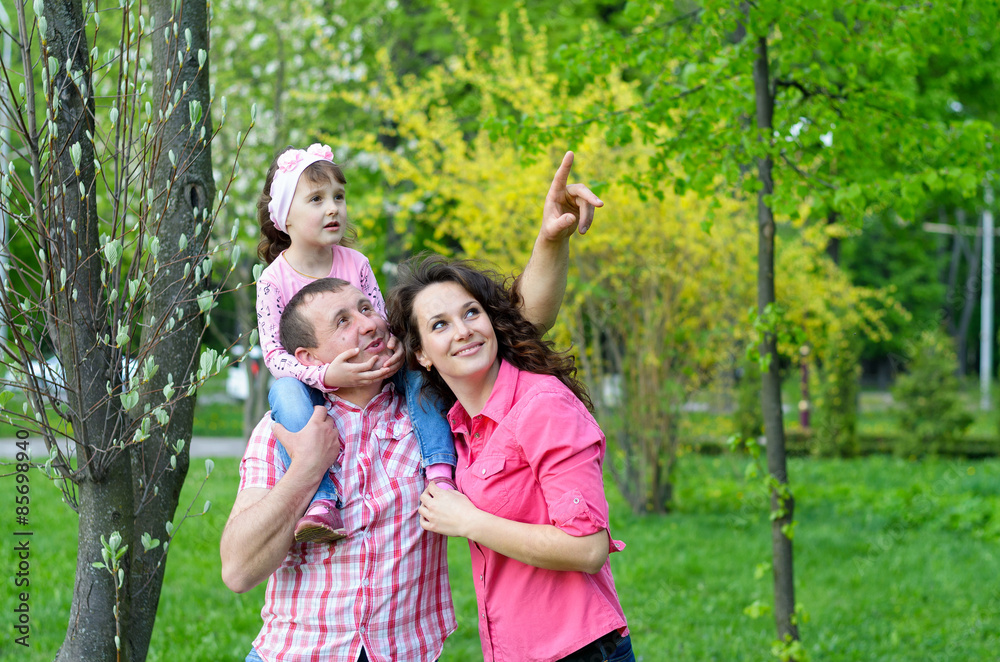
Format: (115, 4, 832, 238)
(380, 430, 423, 480)
(466, 454, 513, 517)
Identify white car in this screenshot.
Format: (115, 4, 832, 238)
(226, 345, 266, 400)
(3, 355, 139, 401)
(3, 356, 66, 399)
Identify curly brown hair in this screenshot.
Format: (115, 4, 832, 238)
(256, 146, 355, 264)
(387, 254, 593, 412)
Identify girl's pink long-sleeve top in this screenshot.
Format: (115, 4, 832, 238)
(255, 245, 386, 392)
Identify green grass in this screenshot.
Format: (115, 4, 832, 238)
(2, 454, 999, 661)
(0, 372, 246, 439)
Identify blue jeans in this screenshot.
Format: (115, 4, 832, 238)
(269, 377, 339, 502)
(268, 370, 457, 504)
(609, 634, 635, 662)
(395, 367, 457, 468)
(560, 633, 635, 662)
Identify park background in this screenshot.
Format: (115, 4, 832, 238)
(0, 0, 999, 660)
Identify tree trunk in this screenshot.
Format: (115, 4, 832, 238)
(825, 210, 840, 265)
(128, 1, 215, 659)
(42, 3, 137, 660)
(956, 209, 981, 375)
(944, 207, 963, 336)
(753, 34, 800, 649)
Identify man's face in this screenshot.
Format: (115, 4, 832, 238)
(298, 286, 392, 367)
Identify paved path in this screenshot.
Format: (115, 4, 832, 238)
(0, 436, 247, 459)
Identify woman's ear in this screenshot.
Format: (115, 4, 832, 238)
(415, 349, 432, 372)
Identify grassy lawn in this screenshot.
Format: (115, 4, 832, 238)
(0, 372, 246, 439)
(2, 451, 998, 661)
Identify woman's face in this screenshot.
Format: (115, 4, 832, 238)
(412, 281, 499, 387)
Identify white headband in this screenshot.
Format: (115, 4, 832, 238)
(267, 144, 336, 233)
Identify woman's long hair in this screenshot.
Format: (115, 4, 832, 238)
(387, 254, 594, 412)
(256, 146, 354, 264)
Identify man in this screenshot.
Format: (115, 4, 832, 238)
(222, 278, 452, 662)
(221, 152, 601, 662)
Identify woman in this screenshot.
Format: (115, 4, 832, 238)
(388, 256, 634, 662)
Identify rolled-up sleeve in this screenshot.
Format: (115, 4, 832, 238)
(238, 415, 287, 492)
(514, 391, 611, 539)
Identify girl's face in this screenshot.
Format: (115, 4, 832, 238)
(413, 281, 499, 389)
(284, 173, 347, 249)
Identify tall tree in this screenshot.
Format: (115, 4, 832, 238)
(339, 8, 895, 520)
(544, 0, 998, 657)
(0, 1, 237, 659)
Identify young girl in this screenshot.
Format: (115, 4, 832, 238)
(255, 144, 457, 544)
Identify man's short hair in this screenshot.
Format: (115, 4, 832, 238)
(279, 278, 353, 353)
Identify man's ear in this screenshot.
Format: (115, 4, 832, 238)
(295, 346, 323, 366)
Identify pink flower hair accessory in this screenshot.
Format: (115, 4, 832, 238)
(276, 150, 304, 173)
(307, 143, 334, 161)
(267, 144, 337, 233)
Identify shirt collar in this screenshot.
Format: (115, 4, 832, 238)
(327, 380, 397, 414)
(447, 359, 517, 433)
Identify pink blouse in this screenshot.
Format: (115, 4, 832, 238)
(447, 360, 628, 662)
(256, 245, 386, 392)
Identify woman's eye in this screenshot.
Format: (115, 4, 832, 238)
(431, 320, 445, 331)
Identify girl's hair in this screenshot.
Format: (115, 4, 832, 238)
(387, 254, 594, 412)
(256, 146, 355, 264)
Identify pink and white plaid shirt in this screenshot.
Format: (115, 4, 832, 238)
(239, 384, 456, 662)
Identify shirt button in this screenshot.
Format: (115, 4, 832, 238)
(362, 578, 370, 587)
(573, 498, 580, 504)
(359, 625, 366, 634)
(481, 468, 486, 475)
(474, 432, 481, 438)
(479, 574, 484, 581)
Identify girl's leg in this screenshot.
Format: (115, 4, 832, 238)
(268, 378, 344, 542)
(269, 376, 326, 433)
(395, 368, 457, 486)
(268, 378, 338, 502)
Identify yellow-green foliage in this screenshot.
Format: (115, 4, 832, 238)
(344, 8, 901, 509)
